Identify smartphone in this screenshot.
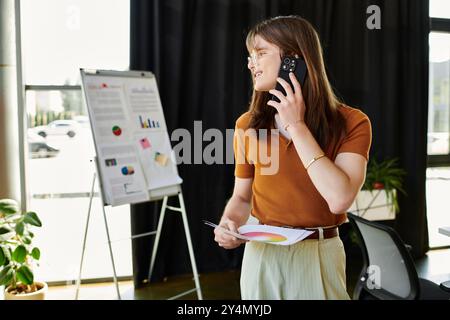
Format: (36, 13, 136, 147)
(271, 56, 308, 103)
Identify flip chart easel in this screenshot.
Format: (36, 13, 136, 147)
(75, 69, 202, 300)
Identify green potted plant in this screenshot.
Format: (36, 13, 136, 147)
(0, 199, 46, 300)
(349, 157, 407, 220)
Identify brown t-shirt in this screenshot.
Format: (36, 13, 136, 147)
(233, 104, 372, 228)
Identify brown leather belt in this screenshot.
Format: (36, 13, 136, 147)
(304, 227, 339, 240)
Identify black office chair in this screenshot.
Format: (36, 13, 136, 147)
(347, 212, 450, 300)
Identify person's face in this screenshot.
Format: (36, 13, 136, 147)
(247, 35, 282, 92)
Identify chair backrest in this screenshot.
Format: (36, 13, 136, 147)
(347, 213, 420, 300)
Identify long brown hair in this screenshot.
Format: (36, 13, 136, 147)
(246, 15, 346, 150)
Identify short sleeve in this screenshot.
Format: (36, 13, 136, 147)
(233, 114, 255, 178)
(337, 110, 372, 161)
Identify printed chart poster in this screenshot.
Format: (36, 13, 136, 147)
(82, 71, 183, 205)
(82, 75, 149, 206)
(84, 80, 131, 144)
(125, 82, 167, 132)
(135, 131, 182, 190)
(98, 143, 149, 206)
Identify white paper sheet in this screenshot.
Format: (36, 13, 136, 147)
(84, 78, 149, 205)
(204, 221, 315, 246)
(125, 80, 182, 190)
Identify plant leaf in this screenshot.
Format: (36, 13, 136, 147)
(12, 245, 27, 263)
(0, 226, 12, 235)
(31, 247, 41, 260)
(3, 245, 12, 263)
(0, 265, 13, 286)
(0, 199, 19, 215)
(0, 246, 5, 266)
(23, 212, 42, 227)
(15, 222, 25, 236)
(16, 265, 34, 285)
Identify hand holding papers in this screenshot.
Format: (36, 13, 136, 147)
(204, 221, 250, 241)
(204, 220, 314, 246)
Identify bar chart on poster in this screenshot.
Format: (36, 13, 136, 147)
(80, 69, 182, 206)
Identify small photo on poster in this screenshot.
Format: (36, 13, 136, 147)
(139, 137, 151, 149)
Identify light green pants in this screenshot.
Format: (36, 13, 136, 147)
(240, 236, 351, 300)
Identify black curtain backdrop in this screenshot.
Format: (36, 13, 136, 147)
(129, 0, 430, 286)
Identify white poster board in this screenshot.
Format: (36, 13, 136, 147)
(80, 69, 182, 206)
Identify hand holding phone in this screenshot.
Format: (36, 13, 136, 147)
(271, 56, 307, 103)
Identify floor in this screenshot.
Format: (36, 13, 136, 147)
(46, 270, 240, 300)
(41, 248, 450, 300)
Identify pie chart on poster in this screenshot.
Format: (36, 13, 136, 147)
(241, 232, 287, 242)
(112, 125, 122, 136)
(121, 166, 135, 175)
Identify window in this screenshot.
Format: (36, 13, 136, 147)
(430, 0, 450, 20)
(20, 0, 132, 282)
(21, 0, 129, 85)
(427, 0, 450, 248)
(428, 32, 450, 157)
